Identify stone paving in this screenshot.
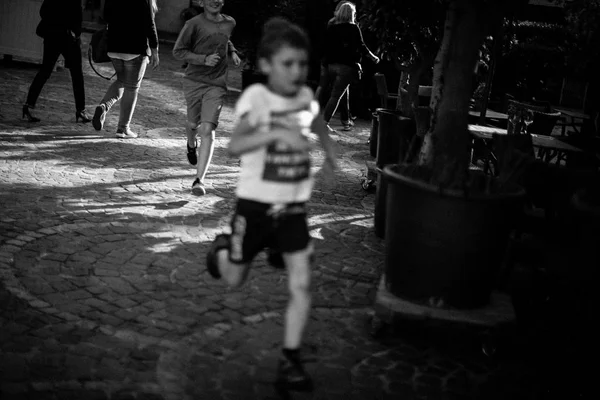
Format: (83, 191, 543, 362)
(0, 34, 573, 400)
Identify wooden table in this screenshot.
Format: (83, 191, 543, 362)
(469, 109, 509, 120)
(554, 107, 591, 136)
(469, 124, 583, 167)
(469, 109, 509, 127)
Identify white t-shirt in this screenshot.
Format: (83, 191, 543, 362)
(234, 84, 319, 204)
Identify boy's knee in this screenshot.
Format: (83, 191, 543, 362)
(186, 121, 199, 131)
(197, 123, 216, 138)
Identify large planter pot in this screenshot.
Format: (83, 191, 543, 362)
(375, 109, 414, 168)
(570, 188, 600, 270)
(382, 164, 526, 309)
(373, 111, 416, 238)
(374, 167, 386, 238)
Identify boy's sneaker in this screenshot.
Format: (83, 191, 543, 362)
(116, 128, 138, 139)
(276, 353, 313, 392)
(191, 178, 206, 195)
(187, 142, 197, 165)
(206, 234, 230, 279)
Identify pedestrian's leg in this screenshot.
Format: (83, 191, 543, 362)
(193, 121, 216, 194)
(323, 65, 354, 127)
(93, 58, 125, 131)
(24, 39, 61, 120)
(339, 88, 351, 130)
(183, 82, 202, 165)
(116, 56, 148, 137)
(186, 120, 199, 165)
(65, 39, 90, 122)
(282, 246, 312, 349)
(214, 249, 250, 287)
(276, 245, 314, 391)
(192, 86, 226, 194)
(206, 201, 262, 286)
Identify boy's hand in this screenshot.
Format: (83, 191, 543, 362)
(321, 156, 336, 187)
(205, 53, 221, 67)
(231, 52, 241, 66)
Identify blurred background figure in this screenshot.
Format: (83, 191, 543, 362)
(23, 0, 92, 123)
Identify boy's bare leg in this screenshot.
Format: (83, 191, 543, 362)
(282, 247, 312, 348)
(275, 245, 314, 391)
(196, 121, 216, 184)
(216, 249, 250, 288)
(186, 122, 197, 148)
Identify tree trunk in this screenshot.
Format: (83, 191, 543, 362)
(420, 0, 489, 188)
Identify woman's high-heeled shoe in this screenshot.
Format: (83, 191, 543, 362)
(76, 109, 92, 123)
(22, 105, 40, 122)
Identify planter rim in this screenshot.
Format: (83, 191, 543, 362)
(382, 164, 526, 201)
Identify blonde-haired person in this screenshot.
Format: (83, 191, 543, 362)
(92, 0, 160, 138)
(317, 2, 379, 132)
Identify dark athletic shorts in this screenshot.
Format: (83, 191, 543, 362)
(228, 199, 310, 264)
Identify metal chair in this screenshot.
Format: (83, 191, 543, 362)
(373, 73, 399, 109)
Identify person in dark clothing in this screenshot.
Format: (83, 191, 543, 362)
(316, 2, 378, 132)
(92, 0, 159, 138)
(23, 0, 92, 123)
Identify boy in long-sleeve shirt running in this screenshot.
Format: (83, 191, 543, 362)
(173, 0, 241, 195)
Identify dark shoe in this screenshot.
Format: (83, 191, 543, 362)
(206, 234, 230, 279)
(92, 105, 106, 131)
(22, 105, 40, 122)
(267, 249, 285, 269)
(276, 352, 313, 392)
(187, 141, 198, 165)
(191, 178, 206, 195)
(76, 109, 92, 123)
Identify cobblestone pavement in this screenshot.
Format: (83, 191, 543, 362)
(0, 35, 557, 400)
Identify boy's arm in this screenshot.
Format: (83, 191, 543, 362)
(229, 116, 281, 157)
(311, 113, 337, 169)
(227, 40, 238, 56)
(172, 22, 207, 65)
(227, 40, 241, 66)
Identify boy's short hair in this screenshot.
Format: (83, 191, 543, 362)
(257, 17, 311, 60)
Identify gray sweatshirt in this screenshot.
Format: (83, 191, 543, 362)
(173, 13, 237, 88)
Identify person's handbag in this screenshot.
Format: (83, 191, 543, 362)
(88, 26, 116, 80)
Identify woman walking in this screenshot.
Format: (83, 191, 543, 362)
(317, 2, 379, 132)
(92, 0, 160, 138)
(23, 0, 92, 123)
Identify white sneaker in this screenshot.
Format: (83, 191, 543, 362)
(115, 128, 138, 139)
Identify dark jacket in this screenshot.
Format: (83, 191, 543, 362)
(104, 0, 159, 57)
(323, 23, 369, 67)
(37, 0, 82, 39)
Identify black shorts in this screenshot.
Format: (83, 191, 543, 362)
(228, 199, 311, 264)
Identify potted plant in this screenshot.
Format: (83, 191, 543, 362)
(360, 0, 530, 309)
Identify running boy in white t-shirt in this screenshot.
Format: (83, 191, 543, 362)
(205, 17, 337, 392)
